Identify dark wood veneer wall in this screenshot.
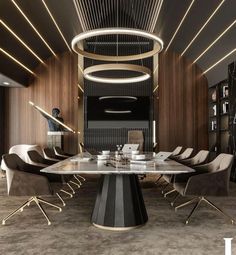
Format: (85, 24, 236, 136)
(0, 87, 6, 157)
(4, 52, 79, 154)
(2, 50, 208, 154)
(157, 51, 209, 152)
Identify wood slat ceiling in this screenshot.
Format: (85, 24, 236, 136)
(0, 0, 235, 87)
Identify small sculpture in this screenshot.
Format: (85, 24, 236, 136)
(46, 108, 66, 132)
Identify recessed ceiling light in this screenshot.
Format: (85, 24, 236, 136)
(0, 20, 45, 64)
(0, 47, 35, 75)
(181, 0, 225, 56)
(203, 48, 236, 74)
(41, 0, 71, 52)
(11, 0, 56, 57)
(193, 20, 236, 63)
(3, 81, 10, 85)
(165, 0, 195, 52)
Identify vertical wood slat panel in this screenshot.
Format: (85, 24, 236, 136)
(157, 51, 208, 152)
(5, 52, 78, 154)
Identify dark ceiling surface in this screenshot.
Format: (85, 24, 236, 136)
(0, 0, 235, 87)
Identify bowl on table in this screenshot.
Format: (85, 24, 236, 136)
(97, 154, 110, 160)
(132, 154, 146, 160)
(102, 150, 110, 155)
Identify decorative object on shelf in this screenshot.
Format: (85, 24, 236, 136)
(222, 101, 229, 114)
(222, 85, 229, 98)
(213, 105, 217, 116)
(83, 64, 151, 84)
(211, 120, 217, 131)
(211, 90, 217, 101)
(71, 28, 164, 61)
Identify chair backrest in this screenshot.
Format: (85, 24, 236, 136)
(172, 146, 182, 156)
(208, 153, 234, 173)
(2, 154, 51, 196)
(191, 150, 209, 165)
(43, 147, 56, 159)
(2, 154, 27, 194)
(28, 150, 45, 164)
(128, 130, 144, 151)
(178, 148, 193, 160)
(8, 144, 42, 163)
(54, 146, 65, 155)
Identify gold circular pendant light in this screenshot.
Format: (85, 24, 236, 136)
(83, 64, 151, 83)
(71, 28, 164, 61)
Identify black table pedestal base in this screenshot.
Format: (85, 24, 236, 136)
(91, 174, 148, 230)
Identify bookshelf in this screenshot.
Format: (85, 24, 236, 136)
(208, 79, 229, 159)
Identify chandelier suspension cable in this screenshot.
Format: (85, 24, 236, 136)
(131, 0, 143, 67)
(116, 0, 119, 59)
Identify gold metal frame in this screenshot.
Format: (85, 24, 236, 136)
(2, 196, 61, 226)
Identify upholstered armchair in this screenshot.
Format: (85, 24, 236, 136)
(2, 154, 62, 225)
(173, 153, 235, 224)
(128, 130, 144, 152)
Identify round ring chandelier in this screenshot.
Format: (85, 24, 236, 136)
(83, 64, 151, 84)
(71, 27, 164, 61)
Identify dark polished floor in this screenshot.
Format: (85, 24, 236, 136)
(0, 173, 236, 255)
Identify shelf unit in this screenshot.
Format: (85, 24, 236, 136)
(208, 79, 229, 159)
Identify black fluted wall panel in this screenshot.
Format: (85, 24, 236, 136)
(84, 128, 152, 152)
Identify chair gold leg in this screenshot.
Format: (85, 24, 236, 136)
(2, 197, 34, 225)
(203, 197, 235, 224)
(70, 180, 80, 188)
(76, 175, 86, 181)
(37, 198, 62, 212)
(185, 197, 202, 224)
(175, 197, 198, 211)
(60, 189, 73, 198)
(171, 193, 180, 207)
(56, 193, 66, 206)
(73, 175, 82, 185)
(155, 175, 162, 184)
(34, 197, 51, 225)
(164, 189, 176, 198)
(66, 183, 75, 194)
(161, 183, 170, 194)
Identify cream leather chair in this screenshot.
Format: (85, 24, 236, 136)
(180, 150, 209, 166)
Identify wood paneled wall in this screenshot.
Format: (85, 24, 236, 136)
(156, 51, 208, 152)
(0, 87, 6, 156)
(5, 52, 79, 154)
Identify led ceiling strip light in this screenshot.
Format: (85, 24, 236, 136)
(11, 0, 56, 56)
(29, 101, 76, 133)
(83, 64, 151, 84)
(193, 20, 236, 63)
(0, 48, 35, 75)
(165, 0, 195, 52)
(203, 48, 236, 74)
(0, 20, 44, 64)
(71, 28, 164, 61)
(41, 0, 71, 52)
(181, 0, 225, 56)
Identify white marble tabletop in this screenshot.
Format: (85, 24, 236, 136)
(41, 153, 194, 175)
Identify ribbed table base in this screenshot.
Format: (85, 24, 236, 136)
(91, 174, 148, 230)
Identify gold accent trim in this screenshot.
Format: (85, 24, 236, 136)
(93, 223, 145, 231)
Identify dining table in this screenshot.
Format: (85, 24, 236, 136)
(41, 152, 194, 230)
